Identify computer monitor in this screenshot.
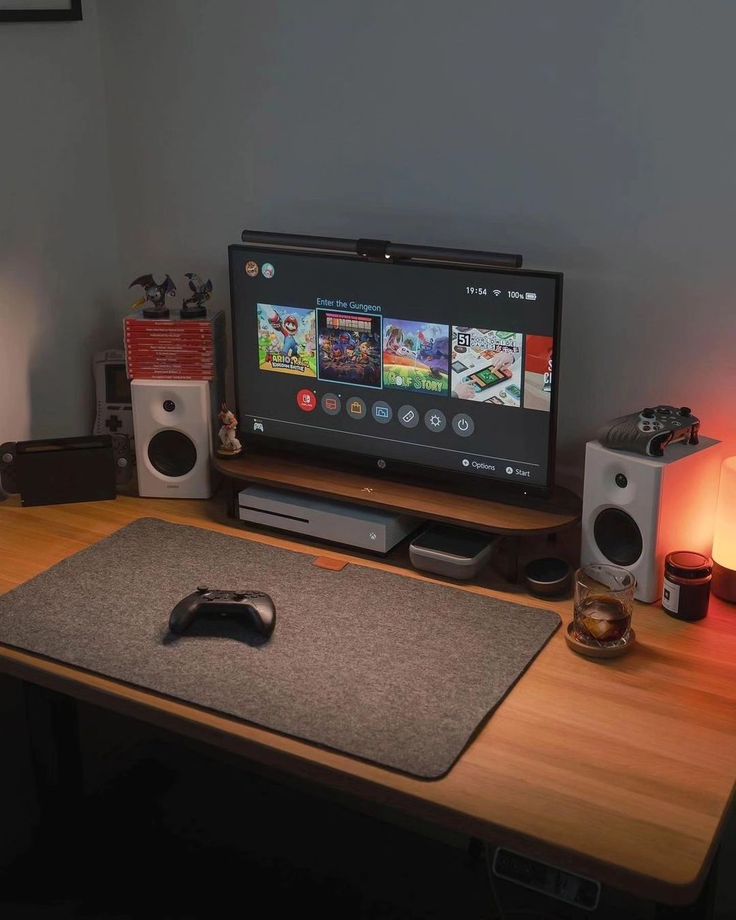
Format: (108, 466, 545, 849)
(229, 234, 562, 499)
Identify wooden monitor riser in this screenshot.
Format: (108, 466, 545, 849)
(212, 452, 582, 536)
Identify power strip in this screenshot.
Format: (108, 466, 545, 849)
(492, 847, 601, 911)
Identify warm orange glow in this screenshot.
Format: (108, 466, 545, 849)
(712, 457, 736, 571)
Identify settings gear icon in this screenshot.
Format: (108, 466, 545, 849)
(425, 410, 446, 432)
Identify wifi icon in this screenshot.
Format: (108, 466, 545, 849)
(493, 289, 502, 297)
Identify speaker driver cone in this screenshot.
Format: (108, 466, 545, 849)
(593, 508, 643, 567)
(148, 430, 197, 478)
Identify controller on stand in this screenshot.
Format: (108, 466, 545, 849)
(600, 406, 700, 457)
(169, 587, 276, 639)
(111, 434, 133, 488)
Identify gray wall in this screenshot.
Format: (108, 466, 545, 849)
(24, 0, 736, 485)
(95, 0, 736, 486)
(0, 0, 121, 442)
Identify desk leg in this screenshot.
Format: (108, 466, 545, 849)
(656, 850, 718, 920)
(502, 537, 521, 584)
(22, 682, 84, 825)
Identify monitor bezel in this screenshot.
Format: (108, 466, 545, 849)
(228, 243, 563, 501)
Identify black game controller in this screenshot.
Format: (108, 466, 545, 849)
(600, 406, 700, 457)
(169, 587, 276, 639)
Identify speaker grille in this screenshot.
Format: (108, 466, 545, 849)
(593, 508, 643, 567)
(148, 430, 197, 478)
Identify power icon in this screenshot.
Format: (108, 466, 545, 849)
(452, 413, 475, 437)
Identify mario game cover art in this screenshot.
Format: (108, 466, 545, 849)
(317, 310, 382, 388)
(383, 319, 449, 395)
(257, 304, 317, 377)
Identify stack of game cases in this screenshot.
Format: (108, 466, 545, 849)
(124, 311, 225, 381)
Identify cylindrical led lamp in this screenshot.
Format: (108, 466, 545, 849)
(712, 456, 736, 602)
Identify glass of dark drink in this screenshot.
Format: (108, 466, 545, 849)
(573, 564, 636, 647)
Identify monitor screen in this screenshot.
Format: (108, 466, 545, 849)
(230, 243, 562, 495)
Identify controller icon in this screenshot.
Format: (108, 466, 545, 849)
(600, 406, 699, 457)
(169, 587, 276, 639)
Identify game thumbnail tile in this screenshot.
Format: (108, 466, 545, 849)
(257, 304, 317, 377)
(383, 319, 449, 396)
(523, 334, 553, 412)
(451, 327, 523, 406)
(318, 310, 382, 388)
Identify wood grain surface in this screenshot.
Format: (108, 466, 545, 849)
(1, 494, 735, 905)
(213, 452, 581, 535)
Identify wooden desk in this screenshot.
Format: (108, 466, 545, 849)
(1, 495, 735, 906)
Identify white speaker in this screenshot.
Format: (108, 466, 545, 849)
(581, 438, 722, 603)
(131, 380, 213, 499)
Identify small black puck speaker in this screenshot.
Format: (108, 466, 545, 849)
(523, 557, 572, 598)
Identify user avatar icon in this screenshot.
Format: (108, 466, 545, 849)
(245, 260, 259, 278)
(261, 262, 275, 279)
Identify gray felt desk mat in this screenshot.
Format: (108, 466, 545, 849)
(0, 518, 560, 779)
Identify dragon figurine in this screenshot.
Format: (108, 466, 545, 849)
(129, 274, 177, 318)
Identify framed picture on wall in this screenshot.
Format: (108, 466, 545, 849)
(0, 0, 82, 21)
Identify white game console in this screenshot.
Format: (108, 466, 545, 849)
(237, 484, 422, 553)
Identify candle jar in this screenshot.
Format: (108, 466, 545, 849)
(663, 552, 712, 621)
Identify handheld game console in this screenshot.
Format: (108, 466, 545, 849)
(169, 587, 276, 639)
(600, 406, 699, 457)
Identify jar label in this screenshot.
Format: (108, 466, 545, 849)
(662, 577, 680, 613)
